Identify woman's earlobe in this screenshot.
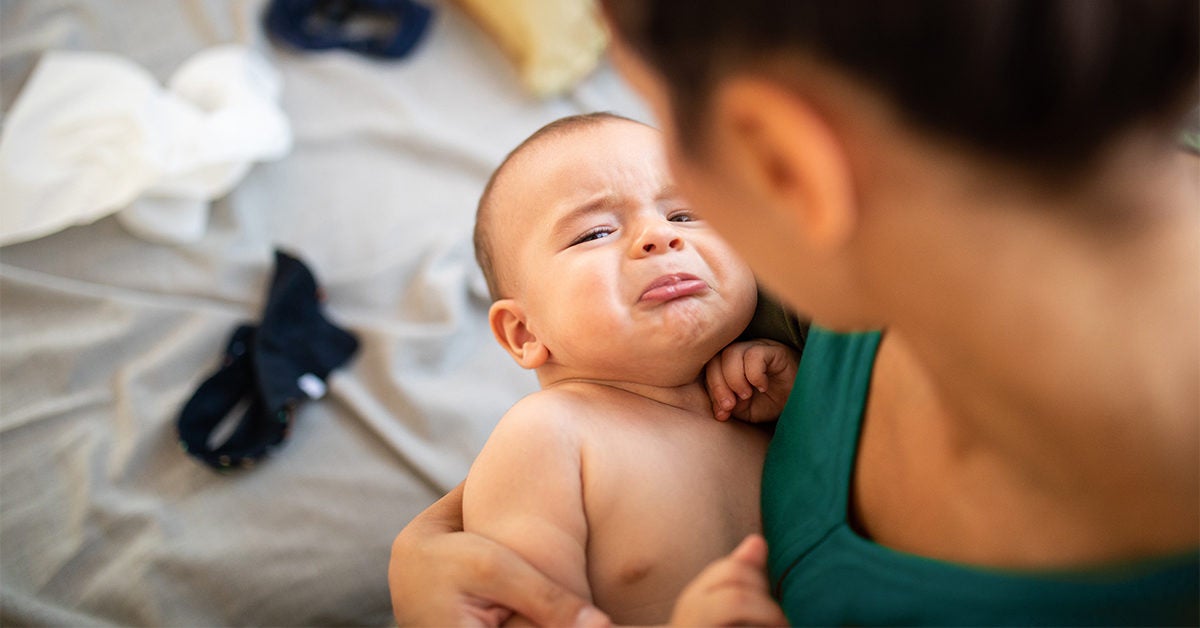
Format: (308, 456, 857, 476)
(714, 77, 857, 252)
(488, 299, 549, 369)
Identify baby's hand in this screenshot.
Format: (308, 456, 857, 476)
(705, 339, 799, 422)
(669, 534, 788, 627)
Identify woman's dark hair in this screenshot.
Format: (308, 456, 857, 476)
(602, 0, 1198, 175)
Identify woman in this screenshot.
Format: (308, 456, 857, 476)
(390, 1, 1199, 624)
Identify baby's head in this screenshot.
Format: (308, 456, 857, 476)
(474, 113, 758, 387)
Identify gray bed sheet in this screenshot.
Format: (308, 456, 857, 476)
(0, 1, 648, 624)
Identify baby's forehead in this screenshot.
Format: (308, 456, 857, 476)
(487, 117, 660, 247)
(514, 119, 634, 166)
(512, 119, 658, 186)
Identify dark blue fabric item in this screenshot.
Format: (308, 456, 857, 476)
(263, 0, 433, 59)
(177, 250, 359, 470)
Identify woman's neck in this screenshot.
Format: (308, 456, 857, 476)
(865, 143, 1199, 542)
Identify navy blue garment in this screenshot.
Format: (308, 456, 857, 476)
(263, 0, 433, 59)
(177, 250, 359, 470)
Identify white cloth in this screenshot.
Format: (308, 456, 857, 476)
(0, 45, 291, 245)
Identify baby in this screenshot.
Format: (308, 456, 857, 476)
(465, 112, 795, 625)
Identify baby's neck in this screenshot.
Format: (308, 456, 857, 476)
(540, 373, 713, 417)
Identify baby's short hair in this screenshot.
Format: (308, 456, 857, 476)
(474, 111, 646, 301)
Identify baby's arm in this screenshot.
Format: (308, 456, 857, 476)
(670, 535, 788, 626)
(705, 339, 799, 422)
(462, 394, 592, 624)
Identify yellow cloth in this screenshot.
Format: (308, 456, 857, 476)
(453, 0, 608, 98)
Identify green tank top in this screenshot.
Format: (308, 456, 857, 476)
(762, 327, 1199, 625)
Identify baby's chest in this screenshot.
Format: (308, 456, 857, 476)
(581, 421, 764, 536)
(578, 423, 766, 622)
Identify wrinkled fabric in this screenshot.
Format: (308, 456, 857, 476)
(0, 45, 291, 245)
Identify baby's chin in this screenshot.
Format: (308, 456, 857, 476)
(680, 315, 753, 363)
(635, 329, 743, 383)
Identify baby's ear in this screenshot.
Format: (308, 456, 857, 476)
(488, 299, 549, 369)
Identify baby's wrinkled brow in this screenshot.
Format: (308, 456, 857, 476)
(550, 194, 620, 242)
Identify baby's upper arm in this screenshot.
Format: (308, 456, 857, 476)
(462, 393, 592, 602)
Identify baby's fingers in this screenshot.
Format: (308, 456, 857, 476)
(706, 536, 772, 593)
(705, 357, 736, 421)
(720, 345, 758, 401)
(736, 598, 789, 627)
(742, 345, 774, 394)
(707, 592, 789, 627)
(673, 562, 787, 626)
(729, 534, 769, 568)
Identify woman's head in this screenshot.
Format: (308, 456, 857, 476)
(602, 0, 1198, 327)
(602, 0, 1197, 177)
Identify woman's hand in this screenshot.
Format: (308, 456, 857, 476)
(705, 339, 799, 422)
(670, 534, 789, 627)
(388, 483, 611, 627)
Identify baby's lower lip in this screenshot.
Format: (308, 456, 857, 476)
(639, 278, 708, 303)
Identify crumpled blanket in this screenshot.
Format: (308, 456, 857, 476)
(0, 45, 291, 246)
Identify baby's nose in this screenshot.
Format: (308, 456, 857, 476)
(638, 225, 683, 254)
(642, 238, 681, 253)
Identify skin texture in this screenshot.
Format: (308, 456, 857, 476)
(462, 118, 783, 625)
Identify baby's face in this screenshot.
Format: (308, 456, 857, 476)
(491, 119, 757, 384)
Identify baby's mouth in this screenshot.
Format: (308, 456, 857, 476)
(639, 273, 708, 303)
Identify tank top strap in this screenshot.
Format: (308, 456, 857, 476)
(763, 327, 1199, 624)
(762, 327, 882, 587)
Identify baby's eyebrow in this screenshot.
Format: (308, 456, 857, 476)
(549, 194, 619, 241)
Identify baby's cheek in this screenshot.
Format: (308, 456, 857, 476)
(724, 262, 761, 325)
(705, 247, 757, 303)
(569, 268, 610, 296)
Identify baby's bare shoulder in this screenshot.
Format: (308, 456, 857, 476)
(469, 391, 590, 494)
(489, 387, 597, 443)
(496, 385, 649, 442)
(504, 386, 592, 421)
(509, 384, 633, 420)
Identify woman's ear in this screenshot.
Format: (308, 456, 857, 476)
(710, 77, 856, 253)
(488, 299, 549, 369)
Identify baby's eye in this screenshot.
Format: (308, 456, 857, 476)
(570, 227, 614, 247)
(668, 211, 696, 223)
